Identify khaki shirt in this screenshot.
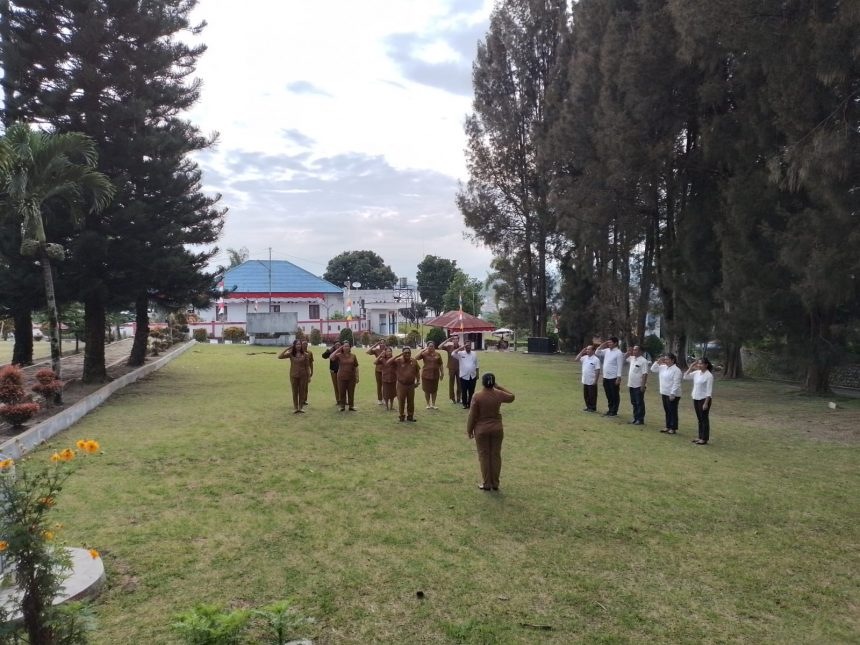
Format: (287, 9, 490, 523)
(393, 357, 420, 385)
(335, 353, 359, 381)
(467, 388, 515, 435)
(419, 351, 444, 381)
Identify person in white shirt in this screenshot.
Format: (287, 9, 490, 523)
(453, 341, 479, 409)
(595, 337, 625, 416)
(650, 353, 682, 434)
(684, 357, 714, 445)
(625, 345, 650, 425)
(574, 345, 602, 412)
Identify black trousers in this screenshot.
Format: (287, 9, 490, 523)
(629, 386, 645, 422)
(583, 383, 598, 411)
(694, 398, 711, 442)
(661, 394, 679, 430)
(460, 377, 477, 408)
(603, 377, 620, 414)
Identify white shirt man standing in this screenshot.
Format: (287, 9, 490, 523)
(595, 337, 625, 416)
(625, 345, 650, 425)
(575, 344, 602, 412)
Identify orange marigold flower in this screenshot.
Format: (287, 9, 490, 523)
(88, 549, 100, 559)
(50, 452, 61, 463)
(42, 530, 55, 541)
(82, 440, 100, 454)
(0, 458, 14, 470)
(76, 440, 87, 450)
(58, 448, 75, 462)
(38, 496, 55, 507)
(0, 541, 8, 552)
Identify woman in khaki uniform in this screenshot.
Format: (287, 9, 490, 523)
(329, 342, 359, 411)
(278, 340, 310, 413)
(466, 373, 515, 491)
(386, 348, 420, 422)
(438, 336, 461, 404)
(376, 347, 397, 411)
(416, 342, 444, 409)
(301, 340, 314, 406)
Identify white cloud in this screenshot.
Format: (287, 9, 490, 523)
(186, 0, 495, 283)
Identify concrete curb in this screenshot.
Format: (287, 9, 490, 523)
(0, 341, 196, 460)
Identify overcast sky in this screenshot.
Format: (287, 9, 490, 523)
(186, 0, 495, 285)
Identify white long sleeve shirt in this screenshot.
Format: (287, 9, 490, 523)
(626, 356, 650, 388)
(651, 362, 682, 397)
(595, 347, 625, 379)
(579, 355, 601, 385)
(684, 369, 714, 400)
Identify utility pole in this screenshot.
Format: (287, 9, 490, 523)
(268, 247, 272, 312)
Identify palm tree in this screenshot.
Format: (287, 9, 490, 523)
(0, 123, 114, 392)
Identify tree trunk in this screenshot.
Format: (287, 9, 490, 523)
(723, 342, 743, 379)
(12, 308, 34, 365)
(83, 295, 107, 383)
(38, 248, 62, 388)
(803, 308, 834, 395)
(128, 295, 150, 367)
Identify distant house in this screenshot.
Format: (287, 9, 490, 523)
(194, 260, 347, 339)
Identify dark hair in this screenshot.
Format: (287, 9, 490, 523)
(482, 372, 496, 388)
(700, 357, 713, 372)
(666, 353, 677, 364)
(290, 339, 301, 357)
(610, 336, 619, 344)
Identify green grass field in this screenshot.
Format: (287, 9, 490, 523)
(0, 338, 52, 364)
(35, 345, 860, 643)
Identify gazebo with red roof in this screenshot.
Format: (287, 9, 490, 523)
(425, 310, 496, 349)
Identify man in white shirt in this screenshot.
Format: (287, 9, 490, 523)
(595, 337, 625, 416)
(453, 341, 479, 409)
(574, 344, 601, 412)
(625, 345, 650, 425)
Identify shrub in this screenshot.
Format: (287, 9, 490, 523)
(192, 329, 208, 343)
(359, 331, 371, 347)
(223, 326, 246, 343)
(0, 365, 26, 404)
(339, 328, 354, 346)
(643, 334, 664, 360)
(294, 327, 306, 342)
(0, 441, 102, 643)
(0, 402, 41, 427)
(31, 369, 64, 407)
(321, 333, 340, 346)
(172, 604, 250, 645)
(425, 327, 447, 347)
(405, 329, 421, 347)
(386, 334, 398, 348)
(309, 328, 322, 345)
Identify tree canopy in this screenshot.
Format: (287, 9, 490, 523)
(323, 250, 397, 290)
(416, 255, 458, 316)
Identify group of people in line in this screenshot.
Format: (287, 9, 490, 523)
(279, 333, 715, 493)
(575, 337, 714, 445)
(278, 335, 512, 491)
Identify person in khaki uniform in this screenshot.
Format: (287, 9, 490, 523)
(438, 336, 461, 404)
(466, 373, 515, 491)
(278, 340, 310, 413)
(386, 348, 420, 422)
(376, 347, 397, 411)
(366, 339, 388, 406)
(329, 342, 359, 411)
(321, 341, 342, 404)
(416, 341, 444, 409)
(301, 340, 314, 406)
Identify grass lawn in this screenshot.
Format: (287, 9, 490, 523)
(36, 345, 860, 643)
(0, 338, 52, 364)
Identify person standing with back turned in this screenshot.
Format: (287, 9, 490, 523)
(467, 373, 515, 491)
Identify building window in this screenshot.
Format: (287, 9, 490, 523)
(309, 304, 320, 319)
(270, 304, 280, 313)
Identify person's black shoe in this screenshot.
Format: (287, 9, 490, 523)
(348, 407, 357, 411)
(406, 418, 417, 422)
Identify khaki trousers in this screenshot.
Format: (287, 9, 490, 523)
(338, 378, 356, 409)
(375, 371, 383, 401)
(475, 427, 504, 489)
(329, 371, 339, 403)
(448, 368, 460, 402)
(290, 375, 308, 410)
(396, 382, 416, 420)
